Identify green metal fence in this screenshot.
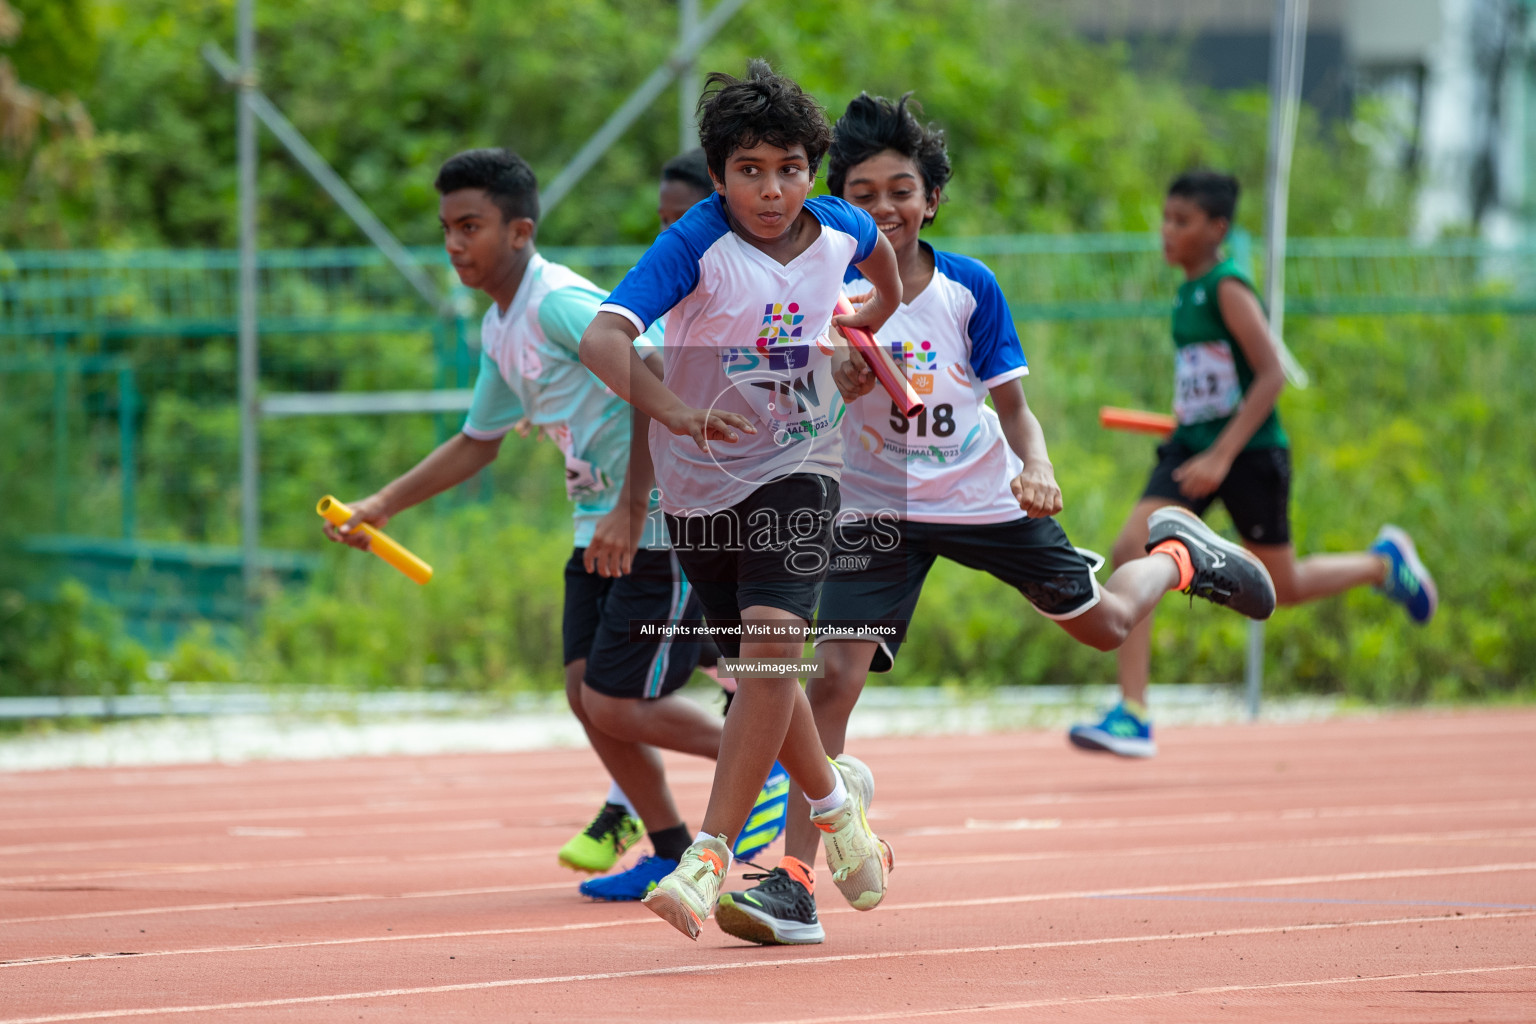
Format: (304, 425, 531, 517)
(4, 234, 1533, 642)
(5, 236, 1536, 338)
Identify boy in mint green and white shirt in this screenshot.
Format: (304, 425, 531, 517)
(463, 250, 667, 551)
(325, 149, 783, 894)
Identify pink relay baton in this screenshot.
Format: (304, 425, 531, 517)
(833, 296, 924, 417)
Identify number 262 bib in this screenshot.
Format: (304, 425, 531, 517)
(1174, 341, 1242, 424)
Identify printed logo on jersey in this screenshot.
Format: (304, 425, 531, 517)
(890, 339, 937, 395)
(721, 301, 811, 374)
(755, 301, 811, 370)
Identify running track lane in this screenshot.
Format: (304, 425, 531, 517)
(0, 709, 1532, 1022)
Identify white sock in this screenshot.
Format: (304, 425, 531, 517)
(806, 769, 847, 815)
(606, 781, 636, 817)
(694, 830, 732, 873)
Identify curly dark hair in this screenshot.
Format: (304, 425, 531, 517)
(1168, 169, 1240, 222)
(696, 59, 833, 182)
(827, 92, 951, 228)
(434, 148, 539, 223)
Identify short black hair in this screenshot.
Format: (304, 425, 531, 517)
(661, 147, 712, 195)
(828, 92, 952, 227)
(1168, 169, 1239, 222)
(696, 59, 833, 183)
(434, 148, 540, 223)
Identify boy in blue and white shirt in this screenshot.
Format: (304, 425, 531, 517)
(581, 61, 903, 940)
(712, 94, 1280, 947)
(326, 149, 781, 893)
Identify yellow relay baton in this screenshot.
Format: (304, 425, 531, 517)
(316, 495, 434, 585)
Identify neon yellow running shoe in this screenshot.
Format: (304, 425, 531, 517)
(641, 833, 731, 940)
(811, 754, 891, 911)
(557, 802, 642, 874)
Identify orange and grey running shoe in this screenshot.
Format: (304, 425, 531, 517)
(1146, 506, 1277, 620)
(717, 855, 824, 946)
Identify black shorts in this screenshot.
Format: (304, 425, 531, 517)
(1142, 441, 1291, 546)
(815, 516, 1102, 673)
(562, 547, 702, 700)
(664, 473, 839, 658)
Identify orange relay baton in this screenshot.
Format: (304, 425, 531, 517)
(1098, 406, 1176, 438)
(833, 295, 924, 417)
(316, 495, 434, 584)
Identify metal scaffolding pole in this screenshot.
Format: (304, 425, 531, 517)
(541, 0, 751, 214)
(204, 44, 443, 312)
(1248, 0, 1311, 720)
(237, 0, 260, 609)
(679, 0, 701, 150)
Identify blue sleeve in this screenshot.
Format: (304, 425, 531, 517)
(536, 285, 604, 356)
(463, 350, 524, 439)
(807, 196, 879, 265)
(601, 195, 730, 330)
(938, 252, 1028, 384)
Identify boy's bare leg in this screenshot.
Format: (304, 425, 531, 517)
(1057, 553, 1180, 652)
(1108, 498, 1180, 708)
(582, 688, 724, 759)
(784, 638, 878, 868)
(1246, 544, 1386, 605)
(698, 605, 836, 842)
(1115, 617, 1155, 709)
(564, 661, 681, 830)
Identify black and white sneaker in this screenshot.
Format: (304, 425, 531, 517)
(1146, 506, 1277, 620)
(715, 858, 825, 945)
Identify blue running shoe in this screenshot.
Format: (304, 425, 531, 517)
(1068, 702, 1156, 758)
(578, 854, 678, 902)
(1371, 525, 1437, 624)
(734, 761, 790, 859)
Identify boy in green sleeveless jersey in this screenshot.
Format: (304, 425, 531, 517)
(1069, 170, 1438, 759)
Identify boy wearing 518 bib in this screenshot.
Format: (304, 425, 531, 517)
(713, 96, 1280, 947)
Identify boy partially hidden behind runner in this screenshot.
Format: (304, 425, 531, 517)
(580, 60, 902, 940)
(1069, 170, 1437, 758)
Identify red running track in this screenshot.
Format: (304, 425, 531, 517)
(1, 709, 1533, 1022)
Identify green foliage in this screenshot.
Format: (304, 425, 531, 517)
(4, 0, 1406, 250)
(244, 310, 1533, 699)
(254, 503, 569, 690)
(3, 0, 98, 97)
(0, 579, 148, 696)
(5, 0, 1520, 704)
(162, 622, 240, 684)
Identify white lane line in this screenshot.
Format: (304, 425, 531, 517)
(0, 844, 561, 887)
(6, 834, 1532, 927)
(902, 798, 1536, 836)
(0, 910, 1530, 1023)
(740, 963, 1536, 1024)
(10, 792, 1534, 834)
(9, 807, 1535, 889)
(0, 916, 664, 966)
(7, 824, 1533, 892)
(4, 861, 1533, 968)
(888, 861, 1536, 913)
(0, 819, 507, 856)
(0, 796, 564, 832)
(910, 827, 1536, 868)
(0, 881, 576, 926)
